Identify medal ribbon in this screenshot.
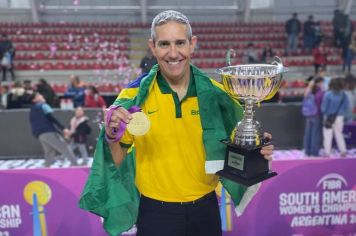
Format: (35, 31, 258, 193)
(105, 105, 141, 143)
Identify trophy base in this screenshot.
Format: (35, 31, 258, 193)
(217, 169, 277, 187)
(217, 140, 277, 187)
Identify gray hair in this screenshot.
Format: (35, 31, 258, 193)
(150, 10, 192, 42)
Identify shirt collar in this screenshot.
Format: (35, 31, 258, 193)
(156, 70, 196, 98)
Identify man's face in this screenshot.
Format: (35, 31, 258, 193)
(148, 21, 197, 83)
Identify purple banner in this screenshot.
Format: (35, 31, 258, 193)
(0, 158, 355, 236)
(0, 168, 106, 236)
(234, 158, 356, 236)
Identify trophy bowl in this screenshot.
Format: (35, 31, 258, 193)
(217, 63, 285, 102)
(215, 57, 288, 186)
(216, 57, 288, 148)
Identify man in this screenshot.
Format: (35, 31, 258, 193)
(285, 12, 301, 55)
(0, 34, 15, 81)
(63, 74, 86, 107)
(303, 15, 316, 53)
(80, 10, 274, 236)
(243, 42, 258, 63)
(29, 92, 78, 167)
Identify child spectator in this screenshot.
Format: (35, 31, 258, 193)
(312, 41, 328, 74)
(66, 107, 91, 165)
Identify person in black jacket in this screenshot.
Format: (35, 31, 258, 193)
(303, 15, 316, 53)
(285, 12, 301, 55)
(36, 78, 59, 107)
(0, 34, 15, 81)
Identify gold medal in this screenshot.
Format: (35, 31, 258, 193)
(127, 112, 151, 136)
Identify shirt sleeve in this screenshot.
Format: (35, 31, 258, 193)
(41, 103, 53, 114)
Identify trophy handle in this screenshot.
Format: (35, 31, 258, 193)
(262, 56, 287, 101)
(271, 56, 289, 73)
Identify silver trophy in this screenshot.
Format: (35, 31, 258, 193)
(215, 56, 288, 186)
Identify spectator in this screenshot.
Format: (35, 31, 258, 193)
(260, 45, 275, 63)
(36, 78, 59, 107)
(0, 34, 15, 81)
(317, 67, 332, 91)
(302, 77, 324, 157)
(344, 74, 356, 123)
(21, 80, 35, 109)
(285, 12, 301, 55)
(84, 85, 106, 108)
(243, 43, 258, 63)
(342, 31, 356, 73)
(7, 81, 25, 109)
(340, 14, 354, 57)
(321, 78, 349, 157)
(28, 92, 78, 167)
(139, 49, 157, 74)
(66, 107, 91, 165)
(0, 84, 9, 109)
(303, 15, 316, 53)
(332, 9, 344, 48)
(23, 80, 34, 93)
(64, 75, 86, 107)
(226, 46, 237, 65)
(313, 21, 324, 46)
(312, 41, 328, 74)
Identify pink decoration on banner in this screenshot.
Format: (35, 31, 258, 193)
(73, 0, 80, 5)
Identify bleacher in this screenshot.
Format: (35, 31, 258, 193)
(1, 21, 355, 99)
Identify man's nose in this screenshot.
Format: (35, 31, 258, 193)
(168, 44, 178, 58)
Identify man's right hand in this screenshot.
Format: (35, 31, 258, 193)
(104, 106, 133, 139)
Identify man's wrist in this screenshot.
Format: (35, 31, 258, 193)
(105, 129, 119, 143)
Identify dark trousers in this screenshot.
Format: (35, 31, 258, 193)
(303, 116, 322, 156)
(136, 191, 222, 236)
(2, 65, 15, 81)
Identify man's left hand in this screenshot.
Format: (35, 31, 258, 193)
(260, 132, 274, 161)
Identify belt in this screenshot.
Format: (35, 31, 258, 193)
(141, 191, 216, 206)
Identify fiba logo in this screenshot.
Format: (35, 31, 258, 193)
(316, 173, 348, 190)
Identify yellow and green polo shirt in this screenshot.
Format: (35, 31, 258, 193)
(119, 71, 219, 202)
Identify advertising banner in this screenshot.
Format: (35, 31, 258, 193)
(0, 158, 355, 236)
